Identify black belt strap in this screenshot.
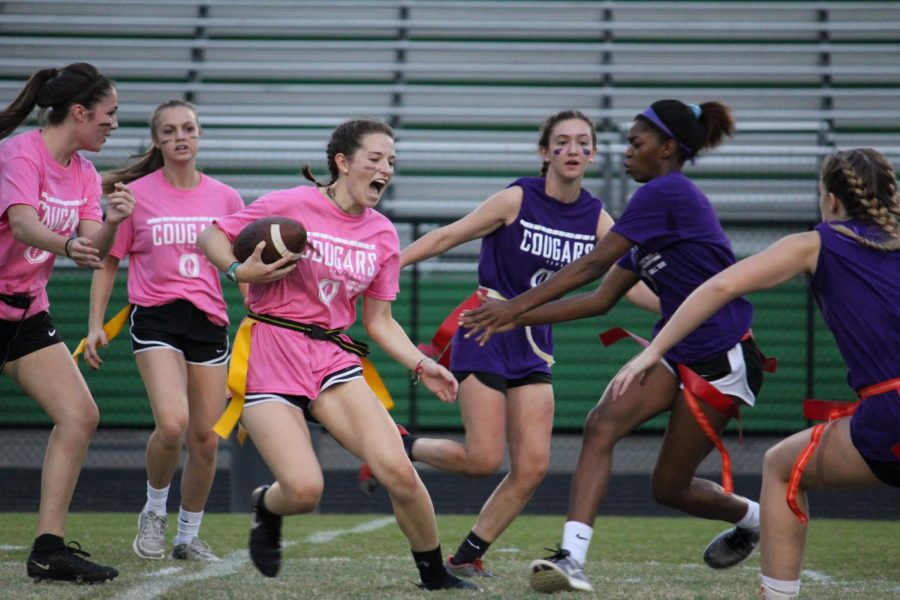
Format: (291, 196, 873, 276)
(247, 311, 370, 357)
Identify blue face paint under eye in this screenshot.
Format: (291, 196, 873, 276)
(553, 148, 562, 155)
(582, 148, 591, 156)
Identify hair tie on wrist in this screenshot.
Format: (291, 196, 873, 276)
(64, 238, 74, 258)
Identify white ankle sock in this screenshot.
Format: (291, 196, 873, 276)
(561, 521, 593, 566)
(760, 575, 800, 599)
(143, 482, 170, 515)
(736, 499, 760, 530)
(174, 507, 204, 546)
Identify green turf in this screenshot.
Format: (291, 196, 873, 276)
(0, 513, 896, 599)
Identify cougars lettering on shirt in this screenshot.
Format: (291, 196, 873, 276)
(213, 185, 400, 397)
(109, 170, 244, 326)
(0, 130, 103, 320)
(452, 176, 603, 378)
(215, 185, 400, 329)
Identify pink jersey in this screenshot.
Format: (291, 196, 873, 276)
(109, 169, 243, 326)
(214, 185, 400, 397)
(0, 130, 103, 320)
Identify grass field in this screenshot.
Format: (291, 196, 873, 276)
(0, 513, 897, 599)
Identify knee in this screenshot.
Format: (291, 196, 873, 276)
(763, 443, 793, 485)
(377, 458, 423, 498)
(463, 452, 504, 478)
(154, 414, 189, 447)
(278, 480, 323, 514)
(651, 473, 688, 509)
(510, 456, 549, 490)
(187, 429, 219, 462)
(62, 396, 99, 439)
(582, 407, 617, 447)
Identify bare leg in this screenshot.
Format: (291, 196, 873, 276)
(180, 362, 227, 512)
(651, 391, 750, 522)
(313, 380, 440, 551)
(567, 367, 678, 524)
(5, 344, 99, 537)
(471, 383, 554, 541)
(410, 374, 508, 477)
(760, 418, 880, 581)
(135, 350, 189, 491)
(241, 402, 324, 515)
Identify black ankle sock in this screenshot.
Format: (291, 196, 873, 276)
(31, 534, 65, 556)
(412, 546, 445, 587)
(256, 487, 279, 520)
(402, 434, 419, 461)
(451, 531, 490, 565)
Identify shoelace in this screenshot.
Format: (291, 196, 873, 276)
(142, 514, 166, 538)
(541, 546, 569, 562)
(64, 541, 92, 562)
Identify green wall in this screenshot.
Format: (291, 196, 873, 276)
(1, 268, 852, 433)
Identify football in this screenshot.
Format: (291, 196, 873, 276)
(232, 216, 308, 264)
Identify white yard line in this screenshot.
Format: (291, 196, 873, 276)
(305, 516, 396, 544)
(113, 551, 246, 600)
(112, 517, 396, 599)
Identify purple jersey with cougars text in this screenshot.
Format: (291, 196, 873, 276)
(811, 221, 900, 462)
(612, 170, 752, 364)
(452, 177, 603, 378)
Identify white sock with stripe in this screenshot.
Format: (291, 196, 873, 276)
(143, 482, 169, 515)
(174, 507, 204, 546)
(561, 521, 593, 566)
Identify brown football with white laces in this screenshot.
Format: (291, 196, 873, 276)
(232, 216, 307, 264)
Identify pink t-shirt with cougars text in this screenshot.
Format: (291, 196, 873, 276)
(0, 130, 103, 320)
(213, 184, 400, 397)
(109, 169, 244, 326)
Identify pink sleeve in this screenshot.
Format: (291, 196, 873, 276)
(0, 156, 41, 214)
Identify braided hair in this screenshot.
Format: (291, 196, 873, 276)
(822, 148, 900, 251)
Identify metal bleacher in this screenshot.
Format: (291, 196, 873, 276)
(1, 0, 899, 253)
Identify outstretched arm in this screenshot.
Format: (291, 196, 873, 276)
(513, 265, 644, 326)
(362, 295, 458, 403)
(611, 231, 821, 397)
(459, 230, 634, 343)
(400, 186, 522, 268)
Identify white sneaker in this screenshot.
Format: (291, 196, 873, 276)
(133, 511, 167, 560)
(529, 547, 594, 593)
(170, 538, 220, 561)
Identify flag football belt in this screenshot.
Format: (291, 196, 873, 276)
(214, 313, 392, 443)
(418, 287, 554, 368)
(788, 376, 900, 523)
(247, 311, 369, 357)
(599, 327, 777, 495)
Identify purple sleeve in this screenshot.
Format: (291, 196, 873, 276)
(609, 184, 669, 248)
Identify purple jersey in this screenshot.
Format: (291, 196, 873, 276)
(811, 221, 900, 462)
(612, 171, 752, 364)
(452, 177, 603, 378)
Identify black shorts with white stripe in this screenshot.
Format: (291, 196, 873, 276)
(244, 364, 364, 422)
(130, 300, 229, 365)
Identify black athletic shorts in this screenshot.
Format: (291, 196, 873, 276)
(0, 311, 63, 364)
(452, 370, 552, 394)
(130, 300, 229, 365)
(864, 458, 900, 487)
(243, 364, 365, 424)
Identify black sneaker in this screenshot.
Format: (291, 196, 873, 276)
(248, 485, 282, 577)
(417, 571, 482, 591)
(26, 541, 118, 584)
(703, 526, 760, 569)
